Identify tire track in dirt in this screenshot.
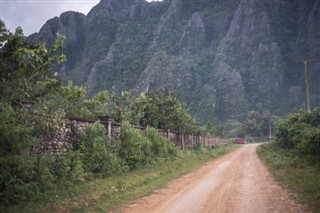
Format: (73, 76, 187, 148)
(120, 144, 306, 213)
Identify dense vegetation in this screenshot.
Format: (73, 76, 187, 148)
(21, 144, 238, 212)
(258, 108, 320, 211)
(275, 108, 320, 161)
(0, 22, 226, 209)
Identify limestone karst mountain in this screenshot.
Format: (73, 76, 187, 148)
(29, 0, 320, 122)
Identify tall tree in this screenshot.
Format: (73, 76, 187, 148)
(141, 88, 197, 134)
(0, 20, 66, 107)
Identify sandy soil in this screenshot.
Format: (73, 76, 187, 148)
(120, 144, 307, 213)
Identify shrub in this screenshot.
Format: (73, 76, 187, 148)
(0, 104, 41, 205)
(275, 108, 320, 159)
(297, 127, 320, 159)
(0, 104, 38, 156)
(32, 149, 85, 190)
(147, 127, 177, 160)
(0, 149, 88, 207)
(76, 122, 125, 176)
(0, 156, 39, 205)
(118, 122, 153, 169)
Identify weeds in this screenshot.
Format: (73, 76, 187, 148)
(14, 144, 239, 212)
(258, 142, 320, 212)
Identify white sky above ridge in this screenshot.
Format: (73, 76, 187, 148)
(0, 0, 162, 36)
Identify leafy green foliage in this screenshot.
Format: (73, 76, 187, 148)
(0, 22, 71, 206)
(118, 122, 153, 169)
(0, 104, 37, 156)
(110, 88, 202, 135)
(71, 90, 110, 119)
(40, 151, 84, 185)
(141, 88, 198, 134)
(241, 111, 267, 136)
(43, 80, 87, 117)
(224, 119, 243, 137)
(111, 91, 147, 125)
(76, 122, 125, 176)
(0, 156, 39, 205)
(239, 111, 276, 137)
(0, 27, 66, 107)
(147, 127, 177, 160)
(0, 96, 85, 206)
(275, 108, 320, 161)
(297, 127, 320, 156)
(37, 79, 110, 119)
(202, 122, 226, 137)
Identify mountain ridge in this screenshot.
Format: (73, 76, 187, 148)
(29, 0, 320, 122)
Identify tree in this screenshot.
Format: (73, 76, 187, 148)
(141, 88, 197, 134)
(204, 122, 226, 137)
(0, 27, 65, 106)
(75, 90, 110, 118)
(111, 91, 148, 125)
(0, 20, 67, 144)
(241, 111, 269, 137)
(0, 21, 71, 205)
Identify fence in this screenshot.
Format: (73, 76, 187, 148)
(33, 116, 229, 154)
(97, 116, 229, 149)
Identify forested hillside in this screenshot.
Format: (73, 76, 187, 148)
(29, 0, 320, 122)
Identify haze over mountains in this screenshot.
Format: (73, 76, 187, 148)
(29, 0, 320, 122)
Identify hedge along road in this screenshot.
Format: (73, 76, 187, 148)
(120, 144, 306, 213)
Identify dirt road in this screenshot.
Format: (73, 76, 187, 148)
(121, 144, 306, 213)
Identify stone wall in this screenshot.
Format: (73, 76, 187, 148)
(32, 118, 97, 154)
(33, 116, 229, 154)
(32, 122, 74, 154)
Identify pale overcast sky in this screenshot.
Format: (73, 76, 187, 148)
(0, 0, 162, 36)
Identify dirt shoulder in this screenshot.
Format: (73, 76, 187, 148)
(120, 144, 306, 213)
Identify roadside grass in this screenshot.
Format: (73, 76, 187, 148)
(257, 142, 320, 212)
(19, 144, 239, 213)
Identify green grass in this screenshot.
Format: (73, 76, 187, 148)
(257, 142, 320, 212)
(16, 144, 239, 213)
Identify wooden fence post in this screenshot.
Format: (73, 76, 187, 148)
(107, 119, 112, 138)
(181, 133, 185, 150)
(191, 133, 194, 149)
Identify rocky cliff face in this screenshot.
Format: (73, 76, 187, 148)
(29, 11, 86, 76)
(29, 0, 320, 122)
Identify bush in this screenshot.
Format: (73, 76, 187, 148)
(0, 104, 38, 156)
(0, 104, 41, 205)
(147, 127, 177, 160)
(297, 127, 320, 159)
(118, 122, 153, 169)
(0, 156, 39, 205)
(31, 150, 85, 191)
(275, 108, 320, 160)
(76, 122, 125, 176)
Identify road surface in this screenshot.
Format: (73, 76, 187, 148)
(121, 144, 306, 213)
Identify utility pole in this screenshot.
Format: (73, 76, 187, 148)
(268, 117, 272, 140)
(301, 57, 311, 113)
